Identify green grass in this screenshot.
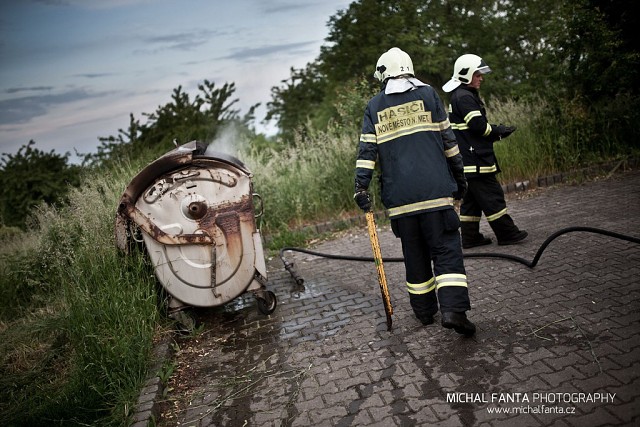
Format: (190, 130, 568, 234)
(247, 124, 359, 232)
(490, 95, 637, 184)
(0, 160, 160, 426)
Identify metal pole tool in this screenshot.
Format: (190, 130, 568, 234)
(365, 211, 393, 331)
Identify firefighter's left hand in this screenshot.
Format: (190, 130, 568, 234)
(453, 180, 467, 200)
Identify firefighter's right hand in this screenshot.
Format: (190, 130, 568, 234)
(453, 180, 467, 200)
(354, 189, 372, 212)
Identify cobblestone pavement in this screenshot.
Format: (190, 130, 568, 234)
(156, 170, 640, 427)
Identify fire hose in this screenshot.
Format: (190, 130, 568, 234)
(279, 226, 640, 327)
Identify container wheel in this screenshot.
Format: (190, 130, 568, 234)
(257, 290, 277, 315)
(170, 309, 197, 334)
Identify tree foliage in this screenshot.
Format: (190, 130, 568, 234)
(4, 81, 260, 228)
(0, 140, 82, 228)
(265, 63, 330, 143)
(266, 0, 638, 141)
(553, 0, 639, 101)
(85, 80, 259, 167)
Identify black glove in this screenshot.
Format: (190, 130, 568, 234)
(495, 124, 517, 139)
(353, 188, 372, 212)
(449, 166, 467, 201)
(453, 179, 467, 200)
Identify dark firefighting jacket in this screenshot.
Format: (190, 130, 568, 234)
(447, 86, 504, 178)
(355, 80, 464, 219)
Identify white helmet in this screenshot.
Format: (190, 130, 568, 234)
(374, 47, 414, 82)
(442, 54, 492, 92)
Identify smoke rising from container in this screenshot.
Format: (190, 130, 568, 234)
(204, 122, 248, 159)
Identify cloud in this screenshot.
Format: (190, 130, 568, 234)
(221, 41, 317, 61)
(31, 0, 153, 8)
(5, 86, 54, 94)
(0, 89, 112, 125)
(31, 0, 68, 5)
(72, 73, 116, 79)
(261, 1, 320, 14)
(138, 29, 221, 53)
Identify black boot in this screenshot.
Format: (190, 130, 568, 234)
(461, 222, 492, 249)
(498, 230, 528, 245)
(409, 293, 437, 325)
(441, 311, 476, 336)
(490, 215, 528, 246)
(417, 314, 435, 325)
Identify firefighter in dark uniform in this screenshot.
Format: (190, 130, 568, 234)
(442, 54, 528, 248)
(353, 47, 475, 336)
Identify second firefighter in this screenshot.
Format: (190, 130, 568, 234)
(443, 54, 528, 248)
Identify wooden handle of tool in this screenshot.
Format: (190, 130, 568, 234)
(365, 212, 393, 318)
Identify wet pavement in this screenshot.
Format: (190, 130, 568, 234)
(155, 169, 640, 427)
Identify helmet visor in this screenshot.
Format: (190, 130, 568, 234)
(477, 58, 491, 74)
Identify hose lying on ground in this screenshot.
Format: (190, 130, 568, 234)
(279, 226, 640, 286)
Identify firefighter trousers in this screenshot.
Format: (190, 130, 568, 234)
(460, 174, 522, 243)
(390, 209, 471, 318)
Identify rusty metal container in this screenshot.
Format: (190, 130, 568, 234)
(115, 141, 276, 322)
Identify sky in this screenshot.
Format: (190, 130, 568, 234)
(0, 0, 352, 163)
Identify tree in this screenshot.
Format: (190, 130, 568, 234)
(267, 0, 558, 138)
(82, 113, 142, 167)
(552, 0, 640, 101)
(319, 0, 467, 89)
(85, 80, 259, 167)
(269, 0, 638, 139)
(0, 141, 82, 228)
(265, 63, 330, 143)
